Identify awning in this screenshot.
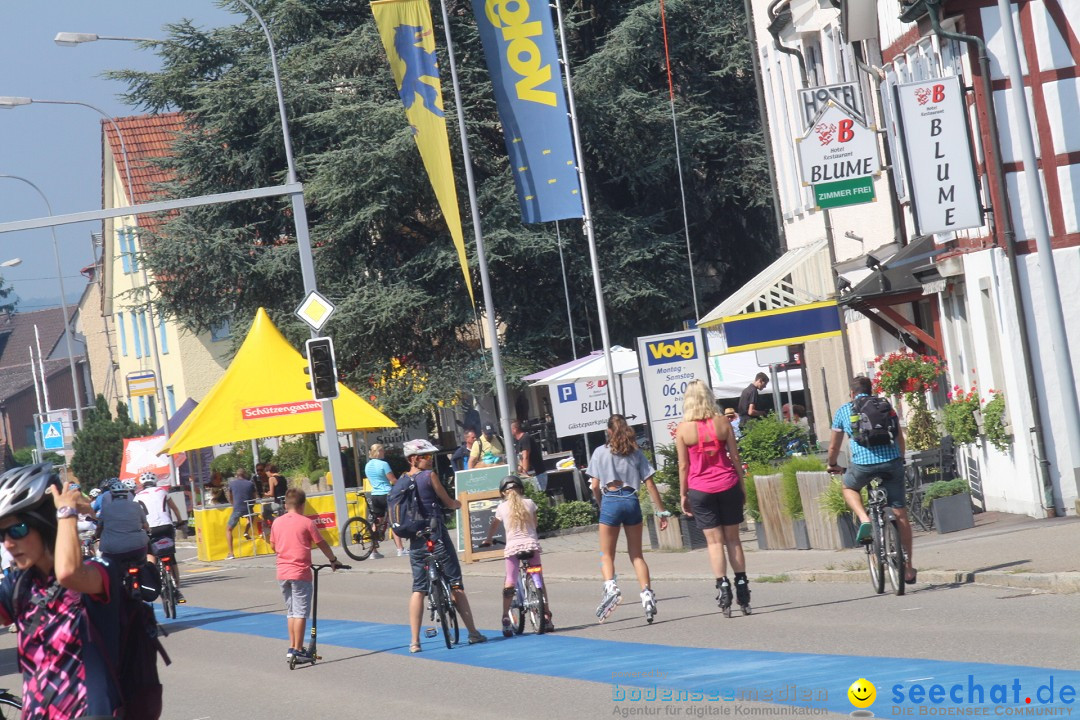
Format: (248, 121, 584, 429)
(698, 238, 831, 328)
(164, 308, 397, 453)
(838, 236, 947, 355)
(527, 346, 640, 386)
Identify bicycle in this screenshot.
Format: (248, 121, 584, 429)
(417, 521, 460, 649)
(149, 533, 180, 620)
(289, 562, 351, 669)
(0, 688, 21, 718)
(340, 493, 387, 562)
(507, 551, 547, 636)
(862, 476, 907, 596)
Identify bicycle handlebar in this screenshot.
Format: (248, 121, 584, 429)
(312, 563, 351, 571)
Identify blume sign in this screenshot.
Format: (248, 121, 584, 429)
(895, 75, 982, 236)
(796, 102, 880, 209)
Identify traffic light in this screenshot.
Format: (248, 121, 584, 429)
(304, 337, 339, 401)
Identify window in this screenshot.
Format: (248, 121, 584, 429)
(210, 320, 231, 342)
(166, 386, 176, 417)
(159, 319, 169, 355)
(139, 312, 150, 358)
(132, 312, 143, 359)
(117, 312, 128, 357)
(137, 396, 147, 424)
(118, 229, 140, 274)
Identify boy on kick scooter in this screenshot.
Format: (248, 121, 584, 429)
(269, 488, 344, 664)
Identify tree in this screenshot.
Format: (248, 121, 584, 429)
(110, 0, 776, 420)
(0, 274, 16, 316)
(71, 395, 153, 485)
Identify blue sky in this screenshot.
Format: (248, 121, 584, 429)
(0, 2, 237, 309)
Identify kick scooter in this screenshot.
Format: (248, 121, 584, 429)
(290, 562, 350, 669)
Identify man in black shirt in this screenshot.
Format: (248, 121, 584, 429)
(737, 372, 770, 426)
(511, 420, 546, 491)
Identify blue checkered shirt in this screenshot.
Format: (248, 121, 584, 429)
(832, 395, 901, 466)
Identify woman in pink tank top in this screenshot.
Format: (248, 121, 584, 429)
(674, 380, 752, 615)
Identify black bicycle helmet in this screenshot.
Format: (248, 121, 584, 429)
(499, 475, 525, 494)
(0, 463, 58, 519)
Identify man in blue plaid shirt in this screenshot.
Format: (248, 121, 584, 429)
(827, 375, 917, 584)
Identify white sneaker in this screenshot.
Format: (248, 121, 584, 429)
(371, 551, 384, 560)
(397, 548, 408, 557)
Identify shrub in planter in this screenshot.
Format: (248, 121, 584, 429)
(922, 477, 969, 504)
(818, 477, 866, 548)
(523, 482, 557, 533)
(943, 384, 980, 445)
(739, 413, 809, 466)
(923, 478, 973, 534)
(555, 501, 597, 529)
(744, 461, 771, 524)
(982, 390, 1011, 452)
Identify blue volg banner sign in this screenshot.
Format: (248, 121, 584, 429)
(471, 0, 583, 223)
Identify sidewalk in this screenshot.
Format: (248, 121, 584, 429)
(185, 511, 1080, 593)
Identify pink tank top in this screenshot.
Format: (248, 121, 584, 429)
(687, 418, 739, 493)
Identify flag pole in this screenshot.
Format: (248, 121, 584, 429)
(555, 221, 577, 360)
(437, 0, 517, 468)
(658, 0, 699, 321)
(551, 0, 620, 414)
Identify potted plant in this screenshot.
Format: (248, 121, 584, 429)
(982, 389, 1011, 452)
(817, 477, 865, 548)
(780, 456, 826, 549)
(942, 383, 980, 445)
(923, 478, 974, 534)
(745, 462, 769, 549)
(873, 350, 947, 451)
(641, 445, 706, 550)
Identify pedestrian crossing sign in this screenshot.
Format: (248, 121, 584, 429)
(42, 421, 64, 451)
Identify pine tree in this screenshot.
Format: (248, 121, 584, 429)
(109, 0, 776, 419)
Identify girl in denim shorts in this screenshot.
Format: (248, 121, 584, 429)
(587, 415, 671, 622)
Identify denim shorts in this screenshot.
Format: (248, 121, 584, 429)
(843, 458, 906, 509)
(408, 524, 464, 593)
(227, 509, 245, 529)
(598, 486, 643, 527)
(280, 579, 313, 618)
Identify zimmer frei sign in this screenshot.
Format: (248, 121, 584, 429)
(895, 75, 982, 236)
(796, 101, 881, 210)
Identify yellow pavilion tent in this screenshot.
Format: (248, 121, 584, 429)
(164, 308, 396, 453)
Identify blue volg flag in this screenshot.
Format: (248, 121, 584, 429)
(471, 0, 583, 223)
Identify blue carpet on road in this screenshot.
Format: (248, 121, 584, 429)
(162, 605, 1080, 715)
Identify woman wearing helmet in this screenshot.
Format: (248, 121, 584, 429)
(401, 439, 487, 652)
(0, 464, 127, 718)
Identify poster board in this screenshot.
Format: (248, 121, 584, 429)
(461, 490, 505, 563)
(454, 465, 507, 550)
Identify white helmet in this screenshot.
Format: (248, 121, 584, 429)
(89, 488, 102, 499)
(139, 471, 158, 487)
(0, 463, 58, 519)
(403, 438, 439, 458)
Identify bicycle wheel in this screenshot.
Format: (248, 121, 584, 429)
(884, 519, 906, 596)
(866, 522, 885, 595)
(0, 692, 22, 719)
(442, 579, 460, 646)
(508, 581, 526, 635)
(341, 517, 375, 561)
(525, 575, 546, 635)
(159, 563, 175, 619)
(430, 579, 454, 649)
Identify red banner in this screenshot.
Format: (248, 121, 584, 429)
(308, 512, 337, 530)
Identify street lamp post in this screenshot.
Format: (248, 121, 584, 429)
(0, 175, 85, 431)
(0, 96, 168, 442)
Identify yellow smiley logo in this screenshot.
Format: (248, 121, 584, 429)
(848, 678, 876, 708)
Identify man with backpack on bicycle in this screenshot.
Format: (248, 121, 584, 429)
(136, 473, 186, 604)
(827, 375, 917, 584)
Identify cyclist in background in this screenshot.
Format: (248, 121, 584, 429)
(481, 475, 554, 636)
(97, 480, 150, 567)
(827, 375, 916, 584)
(402, 439, 487, 652)
(136, 473, 186, 604)
(364, 444, 403, 558)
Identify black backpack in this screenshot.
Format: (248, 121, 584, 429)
(387, 474, 427, 540)
(851, 395, 898, 446)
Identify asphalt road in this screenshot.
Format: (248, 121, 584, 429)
(1, 557, 1078, 720)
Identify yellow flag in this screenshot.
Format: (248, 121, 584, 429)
(371, 0, 474, 302)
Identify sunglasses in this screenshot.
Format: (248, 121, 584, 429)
(0, 522, 31, 542)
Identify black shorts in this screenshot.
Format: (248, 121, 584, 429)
(369, 495, 388, 518)
(149, 524, 176, 541)
(688, 485, 745, 530)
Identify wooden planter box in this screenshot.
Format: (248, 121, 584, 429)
(795, 471, 851, 550)
(932, 492, 975, 534)
(754, 474, 796, 549)
(646, 515, 708, 550)
(792, 518, 811, 550)
(755, 522, 768, 550)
